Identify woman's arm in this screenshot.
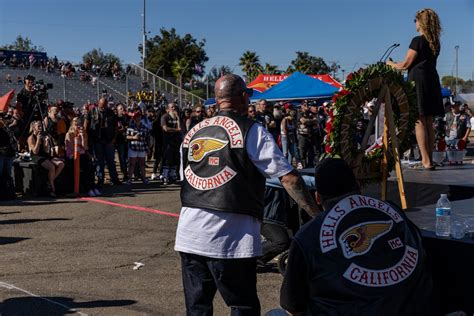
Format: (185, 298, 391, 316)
(28, 135, 41, 155)
(387, 49, 417, 71)
(281, 118, 288, 135)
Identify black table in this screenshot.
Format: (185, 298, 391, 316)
(406, 199, 474, 315)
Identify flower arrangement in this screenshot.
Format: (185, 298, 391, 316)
(322, 63, 418, 181)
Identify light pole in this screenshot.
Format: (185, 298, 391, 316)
(341, 69, 346, 82)
(142, 0, 147, 71)
(454, 45, 459, 95)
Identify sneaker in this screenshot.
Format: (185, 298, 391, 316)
(87, 190, 96, 197)
(150, 173, 157, 180)
(143, 179, 149, 185)
(296, 162, 303, 170)
(162, 177, 168, 185)
(93, 189, 102, 196)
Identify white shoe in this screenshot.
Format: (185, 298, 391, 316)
(151, 173, 157, 180)
(297, 163, 303, 170)
(94, 189, 102, 196)
(87, 190, 96, 197)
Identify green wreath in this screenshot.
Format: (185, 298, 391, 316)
(323, 63, 418, 181)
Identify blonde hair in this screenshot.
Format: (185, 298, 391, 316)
(416, 8, 442, 56)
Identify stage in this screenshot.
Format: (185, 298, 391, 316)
(275, 162, 474, 314)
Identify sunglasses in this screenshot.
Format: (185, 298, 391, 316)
(413, 19, 417, 23)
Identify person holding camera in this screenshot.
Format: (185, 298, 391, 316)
(27, 121, 65, 197)
(16, 75, 48, 122)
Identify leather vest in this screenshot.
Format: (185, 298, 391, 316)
(445, 112, 469, 140)
(294, 195, 432, 315)
(180, 110, 266, 219)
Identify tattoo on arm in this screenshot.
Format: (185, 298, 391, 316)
(280, 170, 320, 217)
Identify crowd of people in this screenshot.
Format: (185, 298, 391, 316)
(0, 72, 471, 200)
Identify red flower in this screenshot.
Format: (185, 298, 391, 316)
(325, 143, 332, 153)
(328, 107, 334, 119)
(346, 72, 354, 81)
(325, 120, 333, 134)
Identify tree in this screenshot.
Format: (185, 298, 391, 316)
(239, 51, 262, 82)
(262, 63, 281, 75)
(441, 75, 465, 88)
(172, 58, 190, 88)
(207, 65, 232, 84)
(82, 48, 122, 71)
(1, 35, 44, 52)
(140, 28, 208, 82)
(286, 51, 331, 74)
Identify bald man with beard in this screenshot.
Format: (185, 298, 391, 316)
(175, 74, 319, 315)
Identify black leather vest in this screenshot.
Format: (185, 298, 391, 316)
(294, 195, 432, 315)
(180, 110, 266, 219)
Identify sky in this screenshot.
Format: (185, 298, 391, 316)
(1, 0, 473, 81)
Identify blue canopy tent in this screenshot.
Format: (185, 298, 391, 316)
(441, 87, 452, 98)
(250, 72, 339, 102)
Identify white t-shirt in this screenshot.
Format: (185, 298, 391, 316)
(174, 123, 293, 259)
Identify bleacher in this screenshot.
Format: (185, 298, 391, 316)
(0, 65, 175, 108)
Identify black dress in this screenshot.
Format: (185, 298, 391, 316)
(408, 35, 444, 117)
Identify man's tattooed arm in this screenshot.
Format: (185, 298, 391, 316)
(279, 169, 320, 218)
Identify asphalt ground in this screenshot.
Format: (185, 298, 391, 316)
(0, 181, 284, 315)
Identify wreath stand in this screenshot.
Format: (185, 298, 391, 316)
(358, 84, 408, 209)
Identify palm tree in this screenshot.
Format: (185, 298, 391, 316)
(239, 51, 262, 82)
(263, 63, 280, 75)
(172, 58, 189, 88)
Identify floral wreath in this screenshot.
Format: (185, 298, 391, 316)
(323, 63, 418, 181)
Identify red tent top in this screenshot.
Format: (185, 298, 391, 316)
(0, 89, 15, 113)
(248, 74, 342, 92)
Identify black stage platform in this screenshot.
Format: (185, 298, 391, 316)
(300, 163, 474, 208)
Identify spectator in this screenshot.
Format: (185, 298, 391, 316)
(27, 121, 65, 197)
(256, 99, 277, 136)
(185, 105, 205, 131)
(17, 75, 44, 122)
(126, 112, 150, 184)
(280, 158, 432, 315)
(297, 100, 317, 168)
(150, 108, 164, 181)
(84, 97, 121, 186)
(0, 114, 17, 180)
(248, 105, 256, 120)
(280, 110, 300, 166)
(175, 74, 319, 315)
(115, 104, 129, 181)
(160, 103, 181, 184)
(65, 117, 101, 197)
(445, 102, 471, 149)
(44, 104, 67, 150)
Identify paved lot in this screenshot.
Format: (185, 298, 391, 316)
(0, 182, 283, 315)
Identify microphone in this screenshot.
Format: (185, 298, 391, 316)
(384, 43, 400, 63)
(379, 43, 399, 63)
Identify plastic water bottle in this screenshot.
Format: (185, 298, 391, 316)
(435, 194, 451, 237)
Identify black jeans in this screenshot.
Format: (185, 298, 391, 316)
(179, 252, 260, 316)
(297, 134, 314, 167)
(260, 223, 291, 264)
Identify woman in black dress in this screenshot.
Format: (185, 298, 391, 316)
(387, 8, 443, 170)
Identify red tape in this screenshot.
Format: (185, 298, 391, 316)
(80, 197, 179, 218)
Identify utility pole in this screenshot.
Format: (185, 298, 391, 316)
(142, 0, 147, 70)
(455, 45, 459, 95)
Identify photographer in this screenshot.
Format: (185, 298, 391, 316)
(16, 75, 48, 122)
(27, 121, 65, 197)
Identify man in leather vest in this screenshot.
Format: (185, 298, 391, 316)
(175, 74, 319, 316)
(280, 158, 432, 316)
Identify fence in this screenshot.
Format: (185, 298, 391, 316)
(129, 63, 204, 108)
